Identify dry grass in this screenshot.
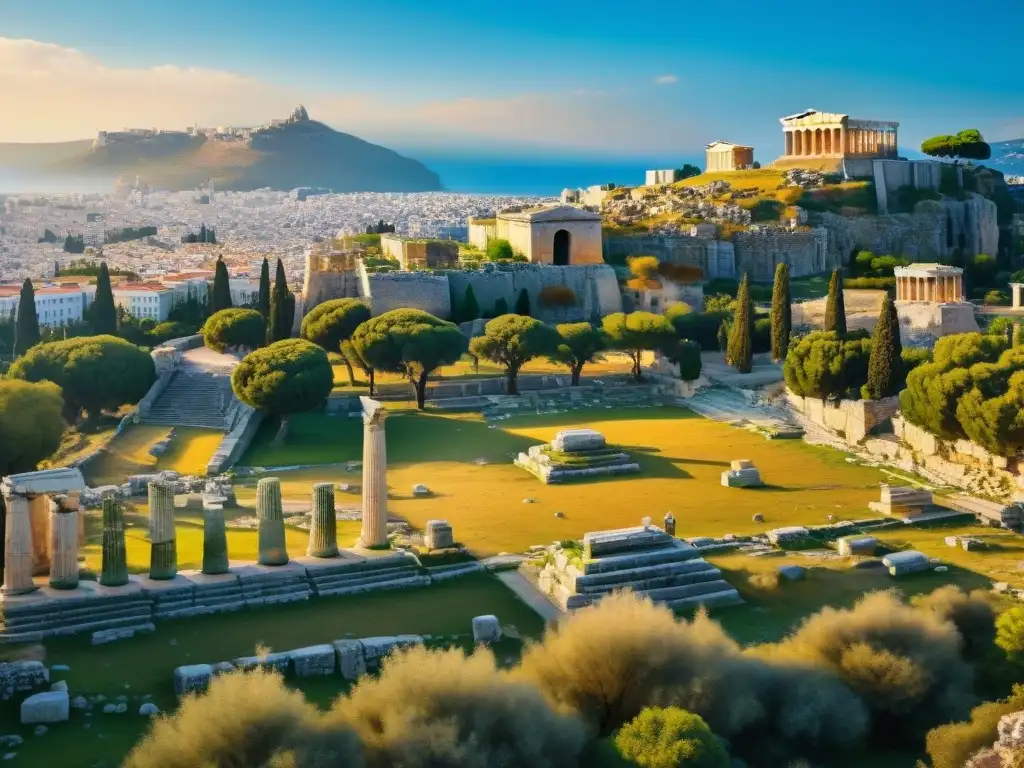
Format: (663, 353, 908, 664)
(81, 424, 222, 487)
(671, 168, 787, 193)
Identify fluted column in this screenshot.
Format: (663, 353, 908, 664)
(48, 507, 79, 590)
(358, 397, 389, 549)
(28, 495, 51, 576)
(100, 496, 128, 587)
(148, 481, 177, 580)
(257, 477, 288, 566)
(785, 131, 793, 156)
(308, 483, 338, 558)
(2, 492, 36, 595)
(202, 506, 230, 574)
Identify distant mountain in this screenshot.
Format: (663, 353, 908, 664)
(0, 109, 442, 193)
(986, 138, 1024, 177)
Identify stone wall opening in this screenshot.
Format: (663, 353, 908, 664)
(553, 229, 571, 266)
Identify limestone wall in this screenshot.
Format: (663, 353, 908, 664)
(732, 228, 831, 281)
(362, 270, 452, 318)
(786, 391, 899, 444)
(603, 234, 736, 279)
(301, 260, 361, 313)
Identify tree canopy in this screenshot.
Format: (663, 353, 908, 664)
(469, 314, 559, 395)
(954, 345, 1024, 456)
(783, 331, 872, 401)
(921, 129, 992, 162)
(351, 309, 467, 409)
(267, 259, 295, 343)
(614, 707, 730, 768)
(770, 263, 791, 363)
(601, 311, 676, 381)
(90, 262, 118, 336)
(8, 335, 155, 423)
(300, 298, 370, 386)
(231, 339, 333, 441)
(202, 308, 266, 354)
(0, 379, 65, 476)
(668, 339, 702, 382)
(549, 322, 606, 386)
(13, 279, 40, 357)
(726, 273, 753, 373)
(863, 294, 904, 400)
(824, 268, 847, 335)
(211, 258, 233, 313)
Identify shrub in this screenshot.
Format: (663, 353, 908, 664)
(953, 345, 1024, 456)
(984, 289, 1010, 306)
(486, 238, 516, 261)
(666, 305, 729, 352)
(538, 285, 578, 308)
(202, 308, 266, 353)
(997, 606, 1024, 660)
(331, 645, 585, 768)
(925, 685, 1024, 768)
(671, 339, 702, 382)
(844, 276, 896, 290)
(783, 331, 871, 401)
(753, 317, 771, 355)
(614, 707, 730, 768)
(911, 586, 996, 660)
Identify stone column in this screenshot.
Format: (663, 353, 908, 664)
(148, 481, 177, 580)
(28, 495, 50, 576)
(202, 506, 230, 575)
(308, 483, 338, 558)
(358, 397, 389, 549)
(2, 492, 36, 595)
(48, 507, 79, 590)
(257, 477, 288, 566)
(99, 496, 128, 587)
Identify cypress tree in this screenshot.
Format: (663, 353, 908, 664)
(494, 297, 509, 316)
(462, 285, 480, 321)
(770, 262, 792, 363)
(515, 288, 531, 317)
(268, 259, 292, 342)
(13, 279, 40, 356)
(824, 268, 847, 335)
(212, 258, 232, 312)
(257, 257, 271, 319)
(726, 272, 753, 373)
(864, 293, 904, 400)
(90, 262, 117, 335)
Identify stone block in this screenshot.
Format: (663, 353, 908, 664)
(551, 429, 606, 453)
(720, 468, 763, 488)
(20, 691, 69, 724)
(232, 652, 291, 675)
(778, 565, 806, 582)
(767, 527, 809, 545)
(333, 639, 366, 681)
(424, 520, 454, 550)
(289, 645, 336, 677)
(173, 664, 214, 696)
(0, 662, 48, 702)
(730, 459, 755, 471)
(412, 484, 431, 497)
(837, 536, 878, 557)
(472, 615, 501, 644)
(583, 526, 672, 559)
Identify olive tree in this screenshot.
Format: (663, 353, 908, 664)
(350, 309, 467, 409)
(469, 314, 559, 395)
(231, 339, 334, 443)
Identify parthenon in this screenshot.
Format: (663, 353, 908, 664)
(894, 264, 964, 303)
(779, 109, 898, 160)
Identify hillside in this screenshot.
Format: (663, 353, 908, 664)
(0, 117, 442, 193)
(988, 138, 1024, 176)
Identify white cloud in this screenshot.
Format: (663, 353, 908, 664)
(654, 74, 678, 85)
(0, 37, 701, 154)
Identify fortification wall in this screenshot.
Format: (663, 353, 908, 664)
(302, 253, 362, 313)
(732, 228, 831, 281)
(363, 271, 451, 318)
(786, 391, 899, 445)
(603, 235, 735, 279)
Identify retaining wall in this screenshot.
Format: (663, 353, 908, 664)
(785, 391, 899, 444)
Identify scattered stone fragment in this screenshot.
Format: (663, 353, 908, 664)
(33, 726, 46, 737)
(20, 691, 69, 724)
(472, 615, 501, 644)
(138, 703, 159, 716)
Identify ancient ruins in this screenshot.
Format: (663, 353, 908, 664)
(515, 428, 641, 483)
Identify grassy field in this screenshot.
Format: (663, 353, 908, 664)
(236, 406, 894, 556)
(2, 573, 544, 768)
(81, 424, 223, 487)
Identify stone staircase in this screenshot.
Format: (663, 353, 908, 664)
(538, 526, 743, 612)
(142, 364, 237, 430)
(0, 586, 153, 643)
(304, 554, 429, 597)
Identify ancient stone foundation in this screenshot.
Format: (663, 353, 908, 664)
(515, 429, 640, 483)
(257, 478, 288, 566)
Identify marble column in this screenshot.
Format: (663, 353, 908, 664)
(793, 131, 801, 156)
(48, 507, 79, 590)
(257, 477, 288, 566)
(148, 481, 177, 580)
(28, 495, 50, 576)
(66, 492, 85, 549)
(785, 131, 793, 156)
(202, 506, 230, 575)
(2, 492, 36, 595)
(308, 483, 338, 558)
(358, 397, 389, 549)
(100, 496, 128, 587)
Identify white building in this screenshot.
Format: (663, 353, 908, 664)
(112, 283, 176, 322)
(0, 284, 88, 327)
(229, 278, 261, 308)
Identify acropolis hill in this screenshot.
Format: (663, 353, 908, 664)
(0, 107, 442, 194)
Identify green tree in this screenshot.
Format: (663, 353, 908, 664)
(211, 257, 233, 313)
(462, 284, 481, 321)
(824, 268, 846, 335)
(351, 309, 467, 409)
(13, 279, 40, 356)
(493, 297, 509, 316)
(8, 335, 155, 424)
(341, 338, 375, 395)
(726, 273, 753, 373)
(300, 299, 371, 386)
(676, 164, 702, 180)
(515, 288, 531, 317)
(231, 339, 333, 443)
(921, 129, 992, 162)
(486, 238, 515, 261)
(90, 262, 118, 335)
(862, 294, 904, 400)
(770, 263, 791, 363)
(614, 707, 730, 768)
(996, 606, 1024, 660)
(469, 314, 559, 395)
(202, 309, 266, 353)
(784, 331, 871, 401)
(257, 257, 271, 320)
(955, 346, 1024, 456)
(267, 259, 295, 343)
(549, 322, 606, 386)
(602, 311, 677, 382)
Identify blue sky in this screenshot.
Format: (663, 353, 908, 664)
(2, 0, 1021, 159)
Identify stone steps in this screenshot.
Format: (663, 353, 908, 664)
(573, 557, 715, 589)
(316, 574, 432, 598)
(664, 588, 744, 611)
(141, 369, 235, 429)
(577, 544, 703, 575)
(578, 565, 726, 596)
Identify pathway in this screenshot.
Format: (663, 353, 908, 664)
(496, 570, 564, 624)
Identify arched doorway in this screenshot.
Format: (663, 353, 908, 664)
(553, 229, 571, 266)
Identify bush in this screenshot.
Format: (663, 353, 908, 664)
(671, 339, 702, 382)
(844, 276, 896, 290)
(996, 606, 1024, 660)
(614, 707, 730, 768)
(202, 308, 266, 353)
(783, 331, 872, 401)
(911, 586, 996, 660)
(753, 317, 771, 354)
(331, 645, 585, 768)
(925, 685, 1024, 768)
(538, 285, 578, 308)
(486, 238, 517, 261)
(984, 289, 1010, 306)
(667, 305, 731, 351)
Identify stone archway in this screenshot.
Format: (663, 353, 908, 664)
(553, 229, 571, 266)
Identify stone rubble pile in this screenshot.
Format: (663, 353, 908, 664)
(515, 429, 641, 484)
